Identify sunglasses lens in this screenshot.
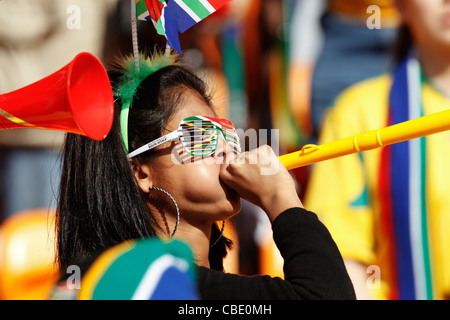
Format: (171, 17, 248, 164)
(180, 119, 218, 157)
(180, 117, 241, 157)
(210, 118, 241, 155)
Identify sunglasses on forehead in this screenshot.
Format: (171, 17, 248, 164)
(127, 116, 241, 159)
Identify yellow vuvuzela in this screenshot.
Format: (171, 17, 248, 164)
(279, 109, 450, 171)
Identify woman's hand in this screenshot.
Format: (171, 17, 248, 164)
(219, 145, 303, 222)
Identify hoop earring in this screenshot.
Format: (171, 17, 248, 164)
(210, 220, 226, 248)
(149, 187, 180, 238)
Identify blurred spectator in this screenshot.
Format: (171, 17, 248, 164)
(288, 0, 400, 141)
(0, 0, 118, 220)
(305, 0, 450, 300)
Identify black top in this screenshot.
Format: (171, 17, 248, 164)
(198, 207, 356, 300)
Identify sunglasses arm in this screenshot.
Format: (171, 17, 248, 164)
(127, 130, 180, 158)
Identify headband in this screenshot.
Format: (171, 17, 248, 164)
(114, 52, 179, 153)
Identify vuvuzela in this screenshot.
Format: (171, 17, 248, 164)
(279, 109, 450, 171)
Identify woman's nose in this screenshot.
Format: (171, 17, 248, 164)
(213, 135, 236, 160)
(213, 135, 226, 158)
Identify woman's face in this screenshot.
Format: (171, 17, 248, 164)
(143, 89, 241, 225)
(397, 0, 450, 50)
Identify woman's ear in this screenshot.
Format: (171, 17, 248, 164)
(131, 160, 153, 193)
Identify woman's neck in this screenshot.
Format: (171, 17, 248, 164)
(155, 210, 212, 268)
(173, 220, 212, 269)
(149, 202, 212, 268)
(418, 45, 450, 97)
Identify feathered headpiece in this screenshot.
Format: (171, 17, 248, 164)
(114, 51, 180, 153)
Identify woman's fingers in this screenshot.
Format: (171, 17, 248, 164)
(220, 145, 303, 220)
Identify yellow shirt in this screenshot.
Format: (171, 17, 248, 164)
(305, 74, 450, 299)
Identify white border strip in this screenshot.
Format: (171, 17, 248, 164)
(407, 53, 426, 300)
(132, 254, 190, 300)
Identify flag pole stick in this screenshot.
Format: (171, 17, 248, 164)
(165, 43, 171, 57)
(131, 0, 140, 72)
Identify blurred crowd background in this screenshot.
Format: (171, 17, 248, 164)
(3, 0, 442, 300)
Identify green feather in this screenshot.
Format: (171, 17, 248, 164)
(114, 52, 180, 104)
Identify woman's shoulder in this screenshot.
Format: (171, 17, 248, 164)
(332, 73, 392, 112)
(324, 73, 392, 135)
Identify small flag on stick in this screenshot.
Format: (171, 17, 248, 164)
(136, 0, 232, 54)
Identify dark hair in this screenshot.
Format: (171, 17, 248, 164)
(55, 61, 232, 272)
(391, 25, 414, 67)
